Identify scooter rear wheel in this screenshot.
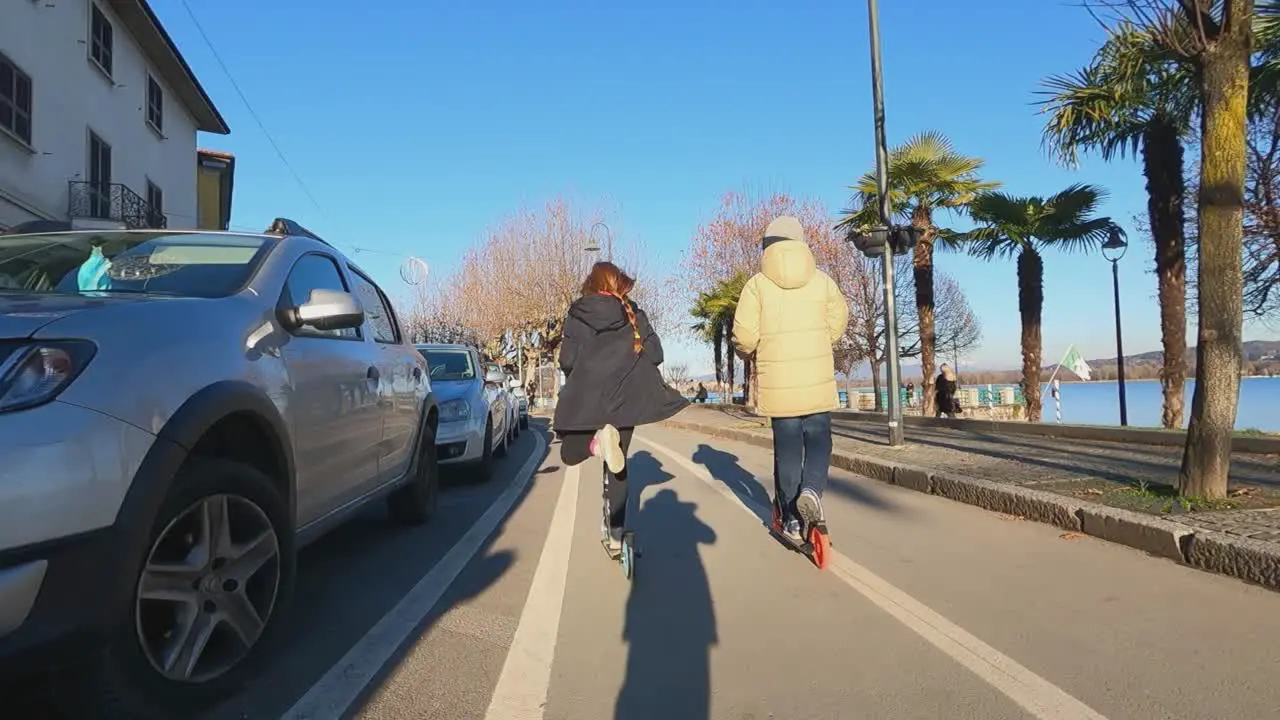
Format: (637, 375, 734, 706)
(808, 526, 830, 570)
(620, 531, 636, 580)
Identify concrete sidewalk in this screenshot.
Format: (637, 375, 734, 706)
(663, 405, 1280, 592)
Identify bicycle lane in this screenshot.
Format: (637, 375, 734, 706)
(632, 425, 1280, 720)
(531, 438, 1036, 720)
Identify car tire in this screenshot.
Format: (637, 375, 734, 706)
(495, 418, 510, 458)
(53, 458, 295, 720)
(387, 423, 439, 526)
(473, 420, 495, 482)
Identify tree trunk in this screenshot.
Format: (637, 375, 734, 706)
(913, 206, 938, 417)
(712, 322, 725, 384)
(1143, 120, 1189, 429)
(871, 359, 884, 412)
(725, 322, 737, 403)
(1180, 19, 1251, 499)
(1017, 247, 1045, 423)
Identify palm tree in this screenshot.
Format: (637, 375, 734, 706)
(836, 132, 999, 416)
(960, 185, 1119, 423)
(1039, 22, 1196, 430)
(689, 272, 750, 403)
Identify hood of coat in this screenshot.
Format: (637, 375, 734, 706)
(569, 293, 634, 332)
(760, 240, 816, 290)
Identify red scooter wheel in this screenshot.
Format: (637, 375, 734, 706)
(809, 527, 830, 570)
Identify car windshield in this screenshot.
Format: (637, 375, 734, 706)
(423, 350, 476, 381)
(0, 230, 271, 298)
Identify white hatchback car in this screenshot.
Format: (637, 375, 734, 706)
(0, 219, 440, 719)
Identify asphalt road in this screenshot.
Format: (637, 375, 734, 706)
(8, 421, 1280, 719)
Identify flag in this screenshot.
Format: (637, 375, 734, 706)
(1062, 346, 1092, 381)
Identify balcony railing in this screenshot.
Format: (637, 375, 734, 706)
(67, 181, 167, 229)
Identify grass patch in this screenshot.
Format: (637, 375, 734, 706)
(1039, 477, 1280, 515)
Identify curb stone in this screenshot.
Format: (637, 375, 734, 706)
(660, 417, 1280, 592)
(1078, 506, 1191, 562)
(1186, 531, 1280, 588)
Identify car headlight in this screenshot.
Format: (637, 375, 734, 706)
(0, 341, 96, 413)
(439, 398, 471, 422)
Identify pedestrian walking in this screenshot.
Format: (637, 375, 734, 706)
(553, 261, 687, 552)
(906, 381, 916, 408)
(732, 216, 849, 544)
(935, 363, 960, 418)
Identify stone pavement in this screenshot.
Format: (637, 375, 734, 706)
(664, 405, 1280, 591)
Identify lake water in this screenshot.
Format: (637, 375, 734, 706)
(698, 377, 1280, 432)
(1036, 377, 1280, 432)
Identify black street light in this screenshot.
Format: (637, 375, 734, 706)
(584, 222, 613, 262)
(858, 0, 907, 448)
(1102, 227, 1129, 426)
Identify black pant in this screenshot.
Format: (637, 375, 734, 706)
(559, 428, 634, 530)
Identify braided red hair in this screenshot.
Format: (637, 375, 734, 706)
(581, 261, 643, 354)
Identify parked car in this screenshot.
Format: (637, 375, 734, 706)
(417, 345, 510, 478)
(501, 371, 521, 441)
(511, 380, 530, 429)
(0, 219, 440, 719)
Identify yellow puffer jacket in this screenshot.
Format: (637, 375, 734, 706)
(732, 239, 849, 419)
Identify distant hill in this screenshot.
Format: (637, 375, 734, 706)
(1080, 340, 1280, 368)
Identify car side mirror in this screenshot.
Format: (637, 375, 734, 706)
(290, 289, 364, 332)
(484, 367, 506, 385)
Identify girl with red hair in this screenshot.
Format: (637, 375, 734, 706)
(553, 261, 687, 551)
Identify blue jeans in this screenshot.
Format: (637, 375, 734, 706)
(771, 412, 832, 521)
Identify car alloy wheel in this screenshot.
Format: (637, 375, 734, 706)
(134, 494, 282, 683)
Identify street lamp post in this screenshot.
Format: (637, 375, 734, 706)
(584, 222, 613, 262)
(866, 0, 905, 448)
(1102, 227, 1129, 427)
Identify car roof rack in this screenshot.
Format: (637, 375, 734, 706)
(265, 218, 333, 248)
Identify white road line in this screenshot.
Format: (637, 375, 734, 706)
(639, 436, 1110, 720)
(484, 462, 580, 720)
(284, 434, 547, 720)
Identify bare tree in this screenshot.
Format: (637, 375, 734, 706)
(896, 270, 983, 364)
(663, 362, 691, 386)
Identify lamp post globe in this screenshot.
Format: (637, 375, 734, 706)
(1102, 227, 1128, 263)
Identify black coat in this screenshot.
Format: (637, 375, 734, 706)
(935, 373, 958, 411)
(553, 294, 687, 432)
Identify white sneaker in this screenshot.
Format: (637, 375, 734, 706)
(796, 488, 825, 527)
(593, 424, 625, 475)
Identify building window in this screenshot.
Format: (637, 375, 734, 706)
(88, 131, 112, 218)
(146, 180, 164, 227)
(0, 53, 33, 146)
(90, 4, 113, 76)
(146, 75, 163, 132)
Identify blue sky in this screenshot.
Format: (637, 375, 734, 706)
(158, 0, 1278, 376)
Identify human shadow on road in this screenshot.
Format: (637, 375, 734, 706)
(691, 442, 899, 522)
(615, 483, 717, 720)
(692, 443, 772, 518)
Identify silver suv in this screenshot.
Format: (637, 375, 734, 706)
(0, 219, 440, 719)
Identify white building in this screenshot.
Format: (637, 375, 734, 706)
(0, 0, 229, 231)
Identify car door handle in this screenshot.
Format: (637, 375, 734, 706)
(367, 366, 380, 381)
